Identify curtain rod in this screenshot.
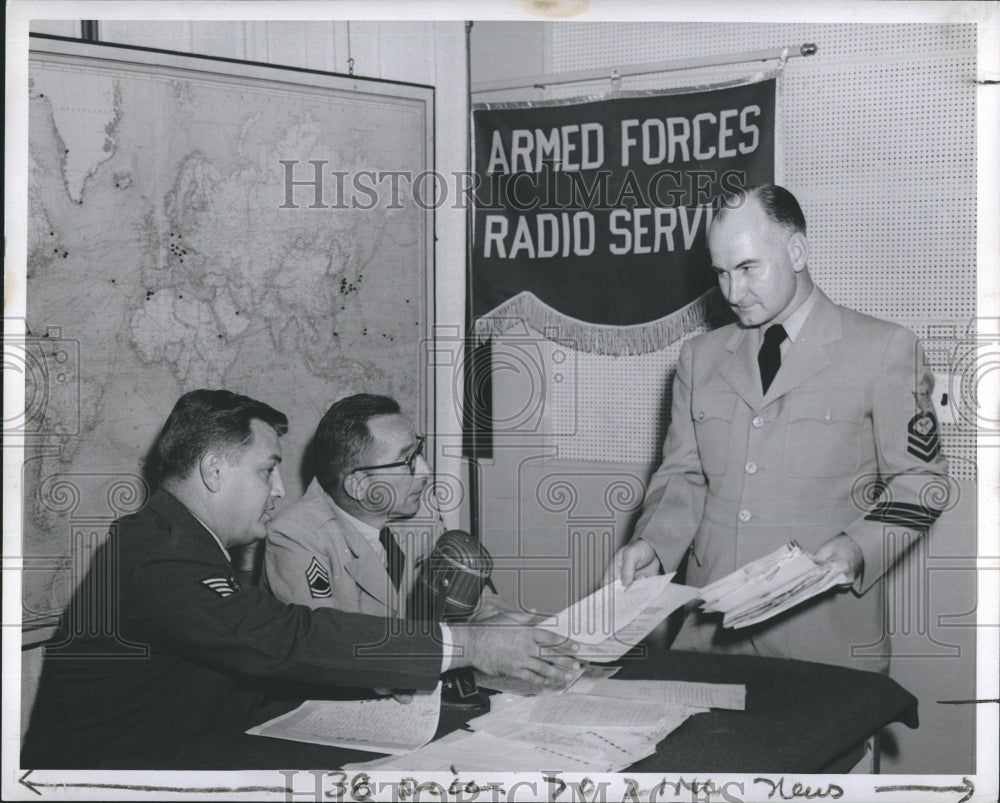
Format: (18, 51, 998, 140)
(471, 43, 817, 94)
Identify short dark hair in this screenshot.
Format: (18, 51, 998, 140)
(314, 394, 401, 495)
(154, 389, 288, 482)
(717, 183, 807, 235)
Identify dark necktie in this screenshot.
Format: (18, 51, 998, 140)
(758, 324, 787, 393)
(379, 526, 405, 592)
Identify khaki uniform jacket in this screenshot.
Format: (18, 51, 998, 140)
(263, 479, 440, 618)
(633, 290, 950, 672)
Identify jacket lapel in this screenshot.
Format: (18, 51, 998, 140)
(718, 326, 764, 409)
(715, 290, 842, 409)
(338, 512, 398, 612)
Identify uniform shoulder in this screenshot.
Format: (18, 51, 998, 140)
(268, 481, 340, 541)
(113, 490, 192, 561)
(685, 322, 741, 353)
(116, 500, 171, 541)
(833, 303, 919, 349)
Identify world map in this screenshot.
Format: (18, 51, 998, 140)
(23, 48, 432, 621)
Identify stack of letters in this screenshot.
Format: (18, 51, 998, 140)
(698, 542, 850, 629)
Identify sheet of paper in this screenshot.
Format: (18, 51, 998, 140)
(569, 679, 745, 710)
(537, 575, 699, 660)
(246, 683, 441, 755)
(344, 730, 614, 773)
(537, 574, 678, 644)
(404, 688, 710, 774)
(529, 693, 670, 726)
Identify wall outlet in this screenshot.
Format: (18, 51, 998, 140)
(931, 371, 960, 426)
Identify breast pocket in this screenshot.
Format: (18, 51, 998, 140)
(783, 390, 866, 478)
(692, 390, 737, 477)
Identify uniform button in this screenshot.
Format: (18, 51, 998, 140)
(698, 411, 705, 420)
(745, 462, 758, 474)
(823, 410, 832, 422)
(752, 416, 763, 428)
(738, 509, 752, 523)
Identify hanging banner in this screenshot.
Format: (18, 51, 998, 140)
(471, 77, 776, 355)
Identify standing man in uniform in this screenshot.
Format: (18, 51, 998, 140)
(611, 185, 949, 673)
(23, 390, 579, 768)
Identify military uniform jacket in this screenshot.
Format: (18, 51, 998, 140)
(22, 489, 443, 768)
(633, 290, 950, 672)
(263, 479, 440, 616)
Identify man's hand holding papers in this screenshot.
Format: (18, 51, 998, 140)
(448, 612, 583, 687)
(605, 538, 662, 587)
(698, 542, 852, 629)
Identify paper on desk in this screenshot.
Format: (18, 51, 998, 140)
(343, 729, 615, 772)
(348, 705, 701, 774)
(568, 678, 745, 710)
(529, 693, 671, 726)
(477, 720, 658, 768)
(246, 683, 440, 754)
(436, 689, 709, 773)
(536, 575, 699, 660)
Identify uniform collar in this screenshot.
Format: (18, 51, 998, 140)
(761, 284, 819, 345)
(189, 511, 232, 562)
(321, 484, 383, 547)
(149, 488, 233, 563)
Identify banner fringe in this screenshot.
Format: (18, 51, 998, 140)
(473, 290, 727, 355)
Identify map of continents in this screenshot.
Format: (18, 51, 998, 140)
(24, 53, 429, 621)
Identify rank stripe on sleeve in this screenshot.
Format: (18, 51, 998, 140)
(907, 412, 940, 462)
(864, 501, 941, 529)
(201, 577, 240, 597)
(305, 557, 333, 598)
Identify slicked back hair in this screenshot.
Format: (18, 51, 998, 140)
(154, 389, 288, 483)
(717, 183, 807, 236)
(314, 394, 402, 496)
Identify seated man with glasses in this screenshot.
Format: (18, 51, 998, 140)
(264, 394, 457, 621)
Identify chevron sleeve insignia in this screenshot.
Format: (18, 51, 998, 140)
(305, 557, 333, 598)
(907, 411, 940, 462)
(201, 576, 240, 597)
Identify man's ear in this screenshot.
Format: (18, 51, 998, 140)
(199, 451, 224, 493)
(787, 231, 809, 272)
(342, 470, 366, 503)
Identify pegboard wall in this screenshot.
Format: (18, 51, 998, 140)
(479, 23, 978, 482)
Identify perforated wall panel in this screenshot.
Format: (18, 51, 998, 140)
(515, 23, 977, 481)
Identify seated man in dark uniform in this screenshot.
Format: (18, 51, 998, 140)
(22, 389, 579, 769)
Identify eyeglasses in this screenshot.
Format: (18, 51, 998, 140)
(351, 435, 426, 476)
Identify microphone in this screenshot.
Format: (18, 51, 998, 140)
(408, 530, 494, 623)
(407, 529, 495, 710)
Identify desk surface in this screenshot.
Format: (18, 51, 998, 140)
(113, 649, 918, 773)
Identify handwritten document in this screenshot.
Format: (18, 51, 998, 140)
(246, 683, 441, 754)
(529, 693, 672, 726)
(698, 542, 849, 628)
(344, 729, 612, 773)
(537, 574, 699, 660)
(345, 692, 700, 773)
(569, 678, 746, 710)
